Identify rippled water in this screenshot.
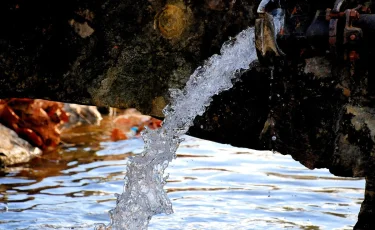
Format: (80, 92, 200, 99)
(0, 117, 365, 229)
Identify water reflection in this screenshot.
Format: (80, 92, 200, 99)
(0, 117, 365, 229)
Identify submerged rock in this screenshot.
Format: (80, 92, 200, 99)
(0, 124, 42, 167)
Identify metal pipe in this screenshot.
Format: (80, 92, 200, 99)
(355, 14, 375, 31)
(304, 14, 375, 52)
(306, 11, 330, 50)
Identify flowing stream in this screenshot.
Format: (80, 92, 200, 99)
(0, 117, 364, 229)
(106, 27, 257, 229)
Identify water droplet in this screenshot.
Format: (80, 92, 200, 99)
(272, 136, 277, 141)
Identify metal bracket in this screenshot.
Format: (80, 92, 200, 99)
(326, 0, 363, 76)
(255, 1, 285, 65)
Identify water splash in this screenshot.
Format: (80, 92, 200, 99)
(106, 27, 257, 229)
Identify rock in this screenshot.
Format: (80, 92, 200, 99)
(331, 105, 375, 177)
(62, 104, 102, 129)
(110, 109, 162, 141)
(0, 0, 258, 116)
(69, 20, 95, 38)
(0, 99, 69, 150)
(0, 124, 42, 167)
(304, 57, 332, 78)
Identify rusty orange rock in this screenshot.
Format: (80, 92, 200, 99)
(111, 128, 127, 141)
(110, 109, 162, 141)
(0, 99, 68, 150)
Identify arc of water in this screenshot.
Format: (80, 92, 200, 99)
(104, 27, 258, 230)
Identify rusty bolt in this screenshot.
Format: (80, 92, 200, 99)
(349, 10, 360, 20)
(349, 50, 359, 62)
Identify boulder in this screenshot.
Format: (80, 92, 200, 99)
(0, 0, 261, 115)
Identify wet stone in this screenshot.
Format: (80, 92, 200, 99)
(0, 124, 42, 167)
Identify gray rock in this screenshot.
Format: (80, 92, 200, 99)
(304, 57, 332, 78)
(62, 104, 102, 129)
(0, 124, 42, 167)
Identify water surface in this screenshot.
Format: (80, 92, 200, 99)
(0, 117, 364, 229)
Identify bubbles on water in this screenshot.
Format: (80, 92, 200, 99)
(108, 27, 258, 229)
(169, 88, 183, 101)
